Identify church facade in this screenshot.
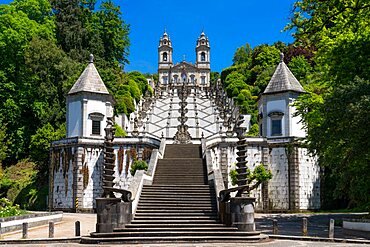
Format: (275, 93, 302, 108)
(158, 31, 211, 87)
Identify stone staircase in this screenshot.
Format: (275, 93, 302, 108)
(84, 144, 265, 244)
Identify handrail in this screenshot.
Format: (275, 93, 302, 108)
(201, 138, 225, 212)
(128, 138, 166, 213)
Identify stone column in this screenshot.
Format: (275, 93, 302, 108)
(219, 146, 228, 188)
(288, 144, 300, 210)
(261, 146, 270, 211)
(73, 146, 84, 212)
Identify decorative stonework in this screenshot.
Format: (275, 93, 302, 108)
(174, 83, 192, 144)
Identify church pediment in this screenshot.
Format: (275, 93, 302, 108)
(172, 61, 197, 71)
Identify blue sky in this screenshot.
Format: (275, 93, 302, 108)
(1, 0, 297, 73)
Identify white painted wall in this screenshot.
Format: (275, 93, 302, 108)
(67, 101, 81, 137)
(268, 147, 289, 210)
(298, 148, 320, 209)
(52, 148, 76, 209)
(290, 104, 306, 137)
(52, 144, 137, 210)
(82, 147, 104, 209)
(85, 99, 113, 138)
(207, 141, 320, 211)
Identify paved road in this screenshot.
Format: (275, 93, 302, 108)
(1, 240, 369, 247)
(255, 213, 370, 240)
(2, 212, 369, 246)
(2, 213, 96, 240)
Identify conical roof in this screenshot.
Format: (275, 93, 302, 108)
(68, 54, 109, 95)
(263, 53, 305, 95)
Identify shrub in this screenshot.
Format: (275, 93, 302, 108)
(0, 198, 26, 218)
(230, 169, 238, 186)
(114, 123, 127, 137)
(130, 160, 148, 176)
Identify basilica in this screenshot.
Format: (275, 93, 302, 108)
(158, 31, 211, 87)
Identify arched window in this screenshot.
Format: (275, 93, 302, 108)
(190, 75, 195, 84)
(163, 52, 168, 62)
(201, 76, 206, 84)
(200, 52, 206, 62)
(181, 72, 187, 82)
(163, 76, 168, 84)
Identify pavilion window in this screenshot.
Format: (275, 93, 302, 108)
(92, 120, 101, 135)
(268, 112, 284, 136)
(89, 112, 104, 136)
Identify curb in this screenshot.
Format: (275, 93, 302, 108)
(269, 234, 370, 244)
(0, 213, 63, 233)
(0, 236, 81, 244)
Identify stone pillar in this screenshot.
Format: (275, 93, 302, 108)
(219, 146, 228, 188)
(288, 145, 300, 210)
(82, 99, 88, 137)
(261, 147, 270, 212)
(230, 197, 256, 232)
(218, 200, 231, 226)
(96, 198, 132, 233)
(48, 149, 55, 210)
(73, 147, 84, 212)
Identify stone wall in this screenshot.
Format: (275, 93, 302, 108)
(268, 147, 289, 210)
(298, 148, 320, 209)
(206, 137, 321, 211)
(49, 137, 159, 211)
(49, 146, 77, 210)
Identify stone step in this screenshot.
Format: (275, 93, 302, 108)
(82, 234, 267, 244)
(134, 212, 218, 217)
(152, 179, 206, 183)
(133, 216, 218, 220)
(153, 170, 205, 173)
(90, 231, 262, 238)
(152, 179, 206, 182)
(140, 191, 212, 195)
(158, 158, 203, 161)
(153, 175, 206, 178)
(154, 169, 205, 173)
(143, 185, 210, 188)
(141, 189, 212, 193)
(114, 226, 235, 232)
(155, 164, 204, 168)
(135, 209, 216, 214)
(140, 193, 214, 197)
(137, 203, 216, 208)
(131, 219, 220, 224)
(124, 223, 225, 228)
(138, 197, 216, 202)
(136, 205, 216, 210)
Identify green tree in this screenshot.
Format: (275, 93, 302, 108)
(288, 0, 370, 209)
(97, 0, 130, 65)
(288, 55, 312, 82)
(0, 0, 55, 164)
(232, 43, 252, 66)
(0, 122, 8, 164)
(29, 123, 65, 174)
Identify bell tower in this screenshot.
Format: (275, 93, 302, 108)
(158, 31, 173, 67)
(195, 31, 210, 86)
(158, 31, 173, 85)
(195, 31, 210, 68)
